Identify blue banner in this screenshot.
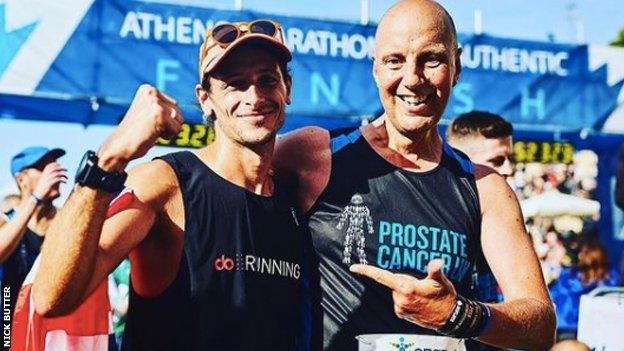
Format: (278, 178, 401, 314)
(0, 0, 622, 130)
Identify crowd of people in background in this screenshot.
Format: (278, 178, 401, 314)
(513, 151, 600, 284)
(508, 151, 622, 341)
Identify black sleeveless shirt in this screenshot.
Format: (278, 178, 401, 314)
(306, 129, 482, 351)
(1, 211, 43, 312)
(122, 151, 310, 351)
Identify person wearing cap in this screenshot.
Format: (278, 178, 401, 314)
(33, 19, 311, 351)
(273, 1, 554, 350)
(0, 146, 66, 312)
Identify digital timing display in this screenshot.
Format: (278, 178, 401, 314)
(156, 122, 215, 148)
(157, 126, 575, 165)
(513, 141, 574, 164)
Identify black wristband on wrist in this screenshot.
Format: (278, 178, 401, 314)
(438, 295, 491, 339)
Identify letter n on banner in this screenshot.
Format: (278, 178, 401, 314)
(310, 72, 340, 106)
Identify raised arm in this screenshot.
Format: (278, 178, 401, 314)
(33, 84, 182, 316)
(474, 167, 556, 350)
(33, 161, 182, 317)
(0, 162, 66, 263)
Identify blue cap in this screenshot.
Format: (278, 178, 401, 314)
(10, 146, 65, 176)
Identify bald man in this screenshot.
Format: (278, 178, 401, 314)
(446, 111, 514, 177)
(275, 1, 555, 350)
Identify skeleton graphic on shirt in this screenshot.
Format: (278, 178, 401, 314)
(337, 194, 373, 265)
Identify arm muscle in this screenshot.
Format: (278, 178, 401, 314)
(474, 168, 555, 350)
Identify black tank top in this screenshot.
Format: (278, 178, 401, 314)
(307, 129, 482, 351)
(122, 151, 310, 351)
(1, 209, 43, 312)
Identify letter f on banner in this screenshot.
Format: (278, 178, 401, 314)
(156, 59, 180, 93)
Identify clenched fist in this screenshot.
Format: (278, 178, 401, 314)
(98, 84, 183, 171)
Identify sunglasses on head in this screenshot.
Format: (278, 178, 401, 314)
(210, 19, 283, 47)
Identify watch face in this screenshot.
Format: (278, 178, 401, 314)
(75, 150, 96, 182)
(74, 150, 126, 192)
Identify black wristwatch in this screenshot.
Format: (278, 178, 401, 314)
(75, 151, 127, 193)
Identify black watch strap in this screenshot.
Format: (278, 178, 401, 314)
(75, 151, 127, 193)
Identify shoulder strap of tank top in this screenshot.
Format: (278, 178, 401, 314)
(330, 128, 363, 154)
(442, 142, 481, 217)
(1, 208, 43, 240)
(443, 142, 475, 175)
(155, 151, 204, 185)
(443, 142, 482, 244)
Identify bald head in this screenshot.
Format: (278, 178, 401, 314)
(549, 340, 590, 351)
(376, 0, 458, 52)
(371, 0, 462, 135)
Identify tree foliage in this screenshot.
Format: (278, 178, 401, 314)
(611, 28, 624, 47)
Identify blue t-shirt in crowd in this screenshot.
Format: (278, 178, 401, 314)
(549, 267, 620, 333)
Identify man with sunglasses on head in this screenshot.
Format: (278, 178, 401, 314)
(275, 0, 554, 350)
(33, 19, 311, 351)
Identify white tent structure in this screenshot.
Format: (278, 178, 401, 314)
(520, 190, 601, 218)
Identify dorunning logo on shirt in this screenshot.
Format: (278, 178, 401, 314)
(213, 254, 300, 280)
